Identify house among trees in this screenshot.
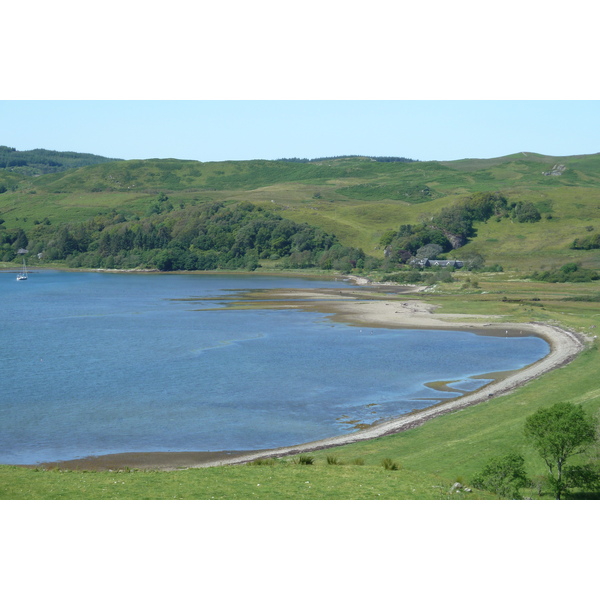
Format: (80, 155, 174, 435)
(412, 258, 464, 268)
(17, 248, 28, 255)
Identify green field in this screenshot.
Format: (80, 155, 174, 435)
(1, 151, 599, 499)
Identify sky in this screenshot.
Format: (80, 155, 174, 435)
(1, 100, 599, 163)
(3, 2, 598, 164)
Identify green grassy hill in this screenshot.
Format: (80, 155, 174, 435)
(2, 150, 600, 271)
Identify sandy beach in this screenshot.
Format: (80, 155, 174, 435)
(41, 281, 588, 471)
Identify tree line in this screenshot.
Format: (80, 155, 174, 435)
(0, 145, 120, 174)
(277, 155, 418, 163)
(13, 201, 371, 272)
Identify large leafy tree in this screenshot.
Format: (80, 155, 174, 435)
(524, 402, 597, 499)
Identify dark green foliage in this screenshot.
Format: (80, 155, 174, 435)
(431, 192, 509, 239)
(571, 232, 600, 250)
(525, 402, 598, 499)
(381, 458, 400, 471)
(1, 227, 29, 260)
(296, 455, 314, 465)
(432, 204, 475, 240)
(530, 263, 600, 283)
(382, 192, 511, 264)
(563, 464, 600, 494)
(0, 145, 120, 175)
(511, 201, 541, 223)
(470, 452, 531, 499)
(23, 201, 367, 272)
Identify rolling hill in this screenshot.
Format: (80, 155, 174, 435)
(1, 149, 600, 272)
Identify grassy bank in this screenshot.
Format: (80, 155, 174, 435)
(0, 462, 495, 500)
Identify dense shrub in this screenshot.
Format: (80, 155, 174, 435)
(571, 232, 600, 250)
(530, 263, 600, 283)
(471, 453, 531, 499)
(511, 201, 541, 223)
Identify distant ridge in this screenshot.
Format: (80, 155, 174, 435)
(277, 155, 418, 163)
(0, 145, 122, 175)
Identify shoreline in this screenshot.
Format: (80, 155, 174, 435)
(34, 284, 588, 472)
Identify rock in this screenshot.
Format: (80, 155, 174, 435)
(542, 164, 566, 176)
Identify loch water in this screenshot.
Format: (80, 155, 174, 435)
(0, 270, 550, 465)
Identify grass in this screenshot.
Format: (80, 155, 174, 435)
(0, 462, 495, 500)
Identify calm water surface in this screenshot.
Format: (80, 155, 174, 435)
(0, 270, 550, 464)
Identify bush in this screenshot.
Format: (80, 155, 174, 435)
(295, 455, 314, 465)
(249, 458, 277, 466)
(512, 201, 541, 223)
(571, 232, 600, 250)
(470, 452, 531, 499)
(381, 458, 400, 471)
(530, 263, 600, 283)
(326, 455, 342, 465)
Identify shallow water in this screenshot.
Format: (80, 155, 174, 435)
(0, 270, 550, 464)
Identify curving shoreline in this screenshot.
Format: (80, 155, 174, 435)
(186, 300, 587, 468)
(39, 288, 588, 472)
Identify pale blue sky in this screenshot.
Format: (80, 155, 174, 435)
(1, 100, 598, 163)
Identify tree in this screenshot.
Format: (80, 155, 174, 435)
(470, 452, 531, 499)
(512, 201, 541, 223)
(415, 243, 443, 260)
(524, 402, 598, 499)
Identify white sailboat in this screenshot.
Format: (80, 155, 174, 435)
(16, 258, 28, 280)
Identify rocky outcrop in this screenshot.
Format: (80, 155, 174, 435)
(543, 164, 566, 176)
(442, 230, 466, 249)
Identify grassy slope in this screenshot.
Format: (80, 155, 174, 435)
(1, 152, 600, 499)
(3, 153, 600, 270)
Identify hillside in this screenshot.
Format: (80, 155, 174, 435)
(1, 150, 600, 272)
(0, 145, 121, 176)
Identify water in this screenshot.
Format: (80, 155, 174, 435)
(0, 270, 550, 464)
